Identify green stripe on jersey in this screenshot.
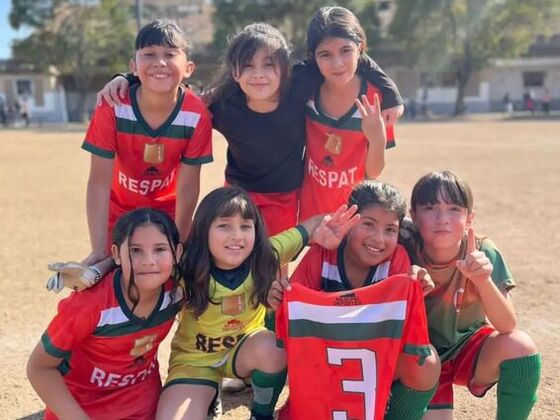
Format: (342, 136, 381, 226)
(288, 318, 404, 341)
(82, 141, 115, 159)
(305, 108, 363, 132)
(116, 117, 195, 140)
(181, 155, 214, 165)
(93, 301, 180, 337)
(41, 332, 71, 359)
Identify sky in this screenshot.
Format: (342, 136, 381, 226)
(0, 1, 30, 59)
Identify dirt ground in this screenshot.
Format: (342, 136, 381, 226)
(0, 117, 558, 419)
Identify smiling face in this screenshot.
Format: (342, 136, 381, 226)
(208, 213, 256, 270)
(112, 223, 181, 293)
(131, 44, 193, 94)
(411, 191, 473, 256)
(344, 205, 400, 272)
(314, 36, 362, 87)
(233, 47, 281, 108)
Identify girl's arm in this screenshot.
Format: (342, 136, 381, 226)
(358, 54, 404, 126)
(174, 164, 201, 243)
(355, 94, 387, 178)
(27, 343, 89, 419)
(84, 155, 114, 266)
(95, 74, 135, 107)
(456, 228, 517, 333)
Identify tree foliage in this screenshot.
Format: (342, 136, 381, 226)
(212, 0, 382, 59)
(9, 0, 136, 121)
(390, 0, 560, 115)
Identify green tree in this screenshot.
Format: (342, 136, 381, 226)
(10, 0, 135, 121)
(390, 0, 560, 115)
(212, 0, 382, 59)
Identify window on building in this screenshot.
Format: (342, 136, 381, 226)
(16, 79, 33, 96)
(523, 72, 545, 87)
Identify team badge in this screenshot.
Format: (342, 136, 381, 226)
(324, 132, 342, 155)
(143, 143, 165, 164)
(222, 294, 245, 316)
(130, 334, 157, 358)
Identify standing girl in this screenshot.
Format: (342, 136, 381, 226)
(299, 6, 395, 220)
(405, 170, 541, 420)
(156, 186, 359, 420)
(83, 20, 212, 267)
(27, 208, 184, 419)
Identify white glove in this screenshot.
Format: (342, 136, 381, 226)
(46, 261, 102, 293)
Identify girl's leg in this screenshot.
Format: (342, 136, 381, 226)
(156, 383, 216, 420)
(472, 330, 540, 420)
(234, 329, 287, 420)
(386, 345, 441, 420)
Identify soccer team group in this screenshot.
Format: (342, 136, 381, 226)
(26, 6, 542, 420)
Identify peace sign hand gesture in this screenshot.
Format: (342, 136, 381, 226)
(355, 93, 387, 146)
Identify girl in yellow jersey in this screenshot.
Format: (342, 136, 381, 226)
(157, 186, 359, 420)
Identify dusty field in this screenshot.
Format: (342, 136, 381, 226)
(0, 118, 558, 419)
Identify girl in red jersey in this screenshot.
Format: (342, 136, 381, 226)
(82, 20, 212, 268)
(27, 208, 184, 419)
(298, 6, 395, 221)
(269, 180, 440, 420)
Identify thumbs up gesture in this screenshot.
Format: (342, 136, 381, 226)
(455, 228, 493, 286)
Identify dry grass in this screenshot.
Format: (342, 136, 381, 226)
(0, 117, 558, 419)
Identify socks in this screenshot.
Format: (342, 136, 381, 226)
(250, 368, 287, 418)
(385, 380, 437, 420)
(497, 353, 541, 420)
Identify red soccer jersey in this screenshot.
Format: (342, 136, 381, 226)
(42, 270, 183, 420)
(276, 276, 431, 420)
(82, 85, 212, 226)
(291, 242, 411, 292)
(299, 79, 395, 220)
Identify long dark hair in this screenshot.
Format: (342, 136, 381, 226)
(112, 208, 183, 312)
(181, 187, 279, 318)
(307, 6, 368, 66)
(209, 23, 291, 106)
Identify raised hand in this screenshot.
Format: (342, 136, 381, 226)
(456, 228, 493, 285)
(45, 261, 101, 293)
(96, 76, 130, 107)
(267, 277, 291, 311)
(408, 265, 435, 295)
(311, 204, 360, 250)
(354, 93, 386, 144)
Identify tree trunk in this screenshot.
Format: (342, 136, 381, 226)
(454, 42, 472, 116)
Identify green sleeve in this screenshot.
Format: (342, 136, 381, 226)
(480, 238, 516, 291)
(269, 226, 308, 266)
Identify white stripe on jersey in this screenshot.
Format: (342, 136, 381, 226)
(97, 289, 182, 327)
(172, 110, 201, 128)
(115, 104, 136, 121)
(288, 299, 407, 324)
(371, 261, 391, 283)
(321, 261, 342, 284)
(305, 99, 319, 115)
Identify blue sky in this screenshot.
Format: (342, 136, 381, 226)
(0, 1, 30, 59)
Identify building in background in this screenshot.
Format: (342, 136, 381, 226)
(0, 60, 68, 124)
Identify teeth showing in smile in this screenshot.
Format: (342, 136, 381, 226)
(365, 245, 383, 253)
(152, 74, 169, 79)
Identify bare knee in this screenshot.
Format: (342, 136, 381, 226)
(236, 331, 286, 376)
(487, 330, 538, 361)
(396, 345, 441, 391)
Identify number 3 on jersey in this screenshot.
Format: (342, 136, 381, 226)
(327, 347, 377, 420)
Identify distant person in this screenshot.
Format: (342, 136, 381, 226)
(20, 96, 30, 127)
(502, 92, 513, 117)
(523, 89, 535, 116)
(401, 170, 541, 420)
(541, 89, 552, 114)
(0, 97, 6, 127)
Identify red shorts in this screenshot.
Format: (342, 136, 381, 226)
(429, 326, 496, 410)
(246, 190, 299, 236)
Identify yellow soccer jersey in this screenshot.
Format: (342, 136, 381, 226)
(170, 226, 308, 367)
